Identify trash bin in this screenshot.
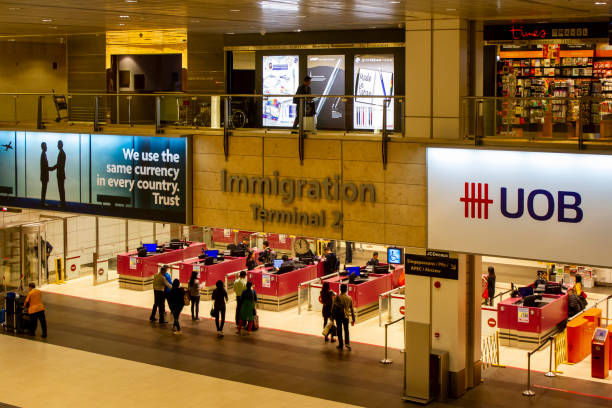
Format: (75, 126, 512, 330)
(430, 349, 449, 402)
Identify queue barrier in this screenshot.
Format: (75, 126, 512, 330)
(378, 286, 405, 327)
(553, 328, 568, 374)
(481, 331, 504, 369)
(380, 316, 404, 365)
(297, 272, 341, 315)
(522, 332, 560, 397)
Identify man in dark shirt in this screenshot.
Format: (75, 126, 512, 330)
(323, 246, 338, 275)
(40, 142, 50, 206)
(50, 140, 66, 207)
(237, 237, 249, 252)
(292, 75, 312, 129)
(367, 252, 380, 266)
(278, 255, 295, 273)
(258, 240, 274, 265)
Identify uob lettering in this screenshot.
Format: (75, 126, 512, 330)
(500, 188, 583, 223)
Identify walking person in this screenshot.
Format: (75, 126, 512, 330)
(487, 266, 496, 306)
(320, 281, 336, 343)
(212, 280, 229, 337)
(167, 279, 186, 334)
(234, 270, 247, 330)
(150, 267, 171, 324)
(188, 271, 201, 320)
(238, 281, 257, 335)
(333, 284, 355, 350)
(25, 282, 47, 338)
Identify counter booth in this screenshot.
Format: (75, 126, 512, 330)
(308, 264, 405, 323)
(117, 241, 207, 290)
(178, 251, 247, 300)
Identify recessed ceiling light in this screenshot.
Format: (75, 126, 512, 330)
(230, 9, 240, 12)
(226, 32, 235, 35)
(446, 8, 457, 11)
(119, 15, 130, 18)
(390, 1, 400, 3)
(48, 26, 58, 29)
(294, 28, 302, 32)
(369, 26, 377, 29)
(595, 1, 607, 4)
(42, 19, 52, 22)
(125, 0, 138, 2)
(296, 15, 306, 18)
(8, 38, 15, 42)
(118, 23, 125, 26)
(190, 19, 201, 23)
(8, 7, 21, 11)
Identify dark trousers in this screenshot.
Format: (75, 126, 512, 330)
(190, 296, 200, 318)
(235, 297, 242, 325)
(41, 181, 48, 206)
(215, 308, 226, 332)
(335, 317, 350, 347)
(57, 178, 65, 206)
(172, 309, 181, 331)
(29, 310, 47, 336)
(150, 290, 166, 322)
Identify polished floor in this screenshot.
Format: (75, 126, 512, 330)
(2, 292, 611, 408)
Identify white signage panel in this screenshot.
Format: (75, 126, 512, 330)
(427, 148, 612, 267)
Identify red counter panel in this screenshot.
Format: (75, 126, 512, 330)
(498, 294, 568, 334)
(179, 257, 246, 286)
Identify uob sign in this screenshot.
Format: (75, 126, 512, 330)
(427, 148, 612, 267)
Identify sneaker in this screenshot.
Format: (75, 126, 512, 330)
(336, 345, 343, 350)
(345, 345, 352, 351)
(195, 317, 200, 321)
(149, 317, 156, 322)
(220, 331, 224, 337)
(159, 320, 169, 324)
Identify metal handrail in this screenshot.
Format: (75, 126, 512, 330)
(297, 272, 340, 315)
(378, 286, 405, 327)
(380, 316, 404, 365)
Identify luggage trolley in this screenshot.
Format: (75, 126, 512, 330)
(52, 90, 69, 123)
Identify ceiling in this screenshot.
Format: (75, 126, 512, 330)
(0, 0, 610, 37)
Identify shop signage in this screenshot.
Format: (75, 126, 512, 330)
(484, 22, 608, 42)
(404, 254, 458, 280)
(220, 169, 376, 230)
(427, 148, 612, 267)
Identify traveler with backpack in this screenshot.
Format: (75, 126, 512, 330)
(333, 284, 355, 350)
(188, 271, 201, 320)
(211, 280, 229, 337)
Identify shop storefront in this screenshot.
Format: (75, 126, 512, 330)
(483, 21, 612, 138)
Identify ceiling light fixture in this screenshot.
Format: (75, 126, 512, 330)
(226, 32, 235, 34)
(259, 1, 299, 11)
(595, 1, 607, 4)
(119, 15, 130, 18)
(390, 1, 400, 3)
(294, 28, 302, 32)
(118, 23, 125, 26)
(42, 19, 52, 22)
(230, 9, 240, 12)
(125, 0, 138, 2)
(446, 8, 457, 11)
(8, 7, 21, 11)
(190, 19, 201, 23)
(296, 15, 306, 18)
(48, 26, 58, 29)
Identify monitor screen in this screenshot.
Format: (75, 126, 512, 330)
(205, 249, 219, 258)
(387, 247, 403, 264)
(273, 259, 283, 269)
(347, 266, 360, 276)
(593, 328, 609, 343)
(143, 243, 157, 253)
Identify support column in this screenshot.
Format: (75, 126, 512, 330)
(405, 19, 469, 139)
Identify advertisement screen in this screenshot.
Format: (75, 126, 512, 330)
(0, 131, 188, 223)
(353, 54, 394, 130)
(307, 55, 345, 129)
(262, 55, 299, 127)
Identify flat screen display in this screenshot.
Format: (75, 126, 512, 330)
(273, 259, 283, 269)
(262, 55, 300, 127)
(0, 131, 188, 223)
(353, 54, 394, 130)
(144, 243, 157, 253)
(307, 55, 345, 129)
(387, 247, 403, 264)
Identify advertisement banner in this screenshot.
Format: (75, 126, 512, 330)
(427, 148, 612, 267)
(0, 131, 188, 223)
(307, 55, 345, 129)
(353, 54, 394, 130)
(262, 55, 300, 127)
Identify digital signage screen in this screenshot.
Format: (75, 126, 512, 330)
(307, 55, 345, 129)
(353, 54, 394, 130)
(0, 131, 189, 223)
(262, 55, 300, 127)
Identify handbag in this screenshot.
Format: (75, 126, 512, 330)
(323, 320, 334, 336)
(183, 291, 190, 306)
(210, 308, 217, 318)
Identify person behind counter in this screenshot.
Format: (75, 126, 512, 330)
(333, 284, 355, 350)
(212, 280, 229, 337)
(320, 281, 336, 343)
(535, 270, 548, 287)
(238, 281, 258, 335)
(168, 279, 186, 334)
(366, 252, 380, 267)
(574, 274, 584, 297)
(237, 237, 250, 252)
(150, 267, 172, 324)
(323, 246, 338, 275)
(258, 240, 274, 265)
(25, 282, 47, 338)
(234, 271, 248, 329)
(487, 266, 496, 306)
(246, 251, 256, 271)
(567, 287, 587, 318)
(188, 271, 201, 321)
(279, 254, 295, 273)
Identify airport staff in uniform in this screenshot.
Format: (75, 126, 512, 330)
(258, 240, 274, 265)
(25, 282, 47, 338)
(366, 252, 380, 266)
(278, 255, 295, 273)
(237, 237, 249, 252)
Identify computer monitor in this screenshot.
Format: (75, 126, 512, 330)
(273, 259, 283, 269)
(143, 243, 157, 253)
(205, 249, 219, 258)
(347, 266, 360, 276)
(387, 247, 404, 265)
(518, 286, 534, 298)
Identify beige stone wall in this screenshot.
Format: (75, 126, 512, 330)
(193, 132, 426, 248)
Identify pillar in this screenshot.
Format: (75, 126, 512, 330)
(404, 19, 469, 139)
(403, 253, 482, 401)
